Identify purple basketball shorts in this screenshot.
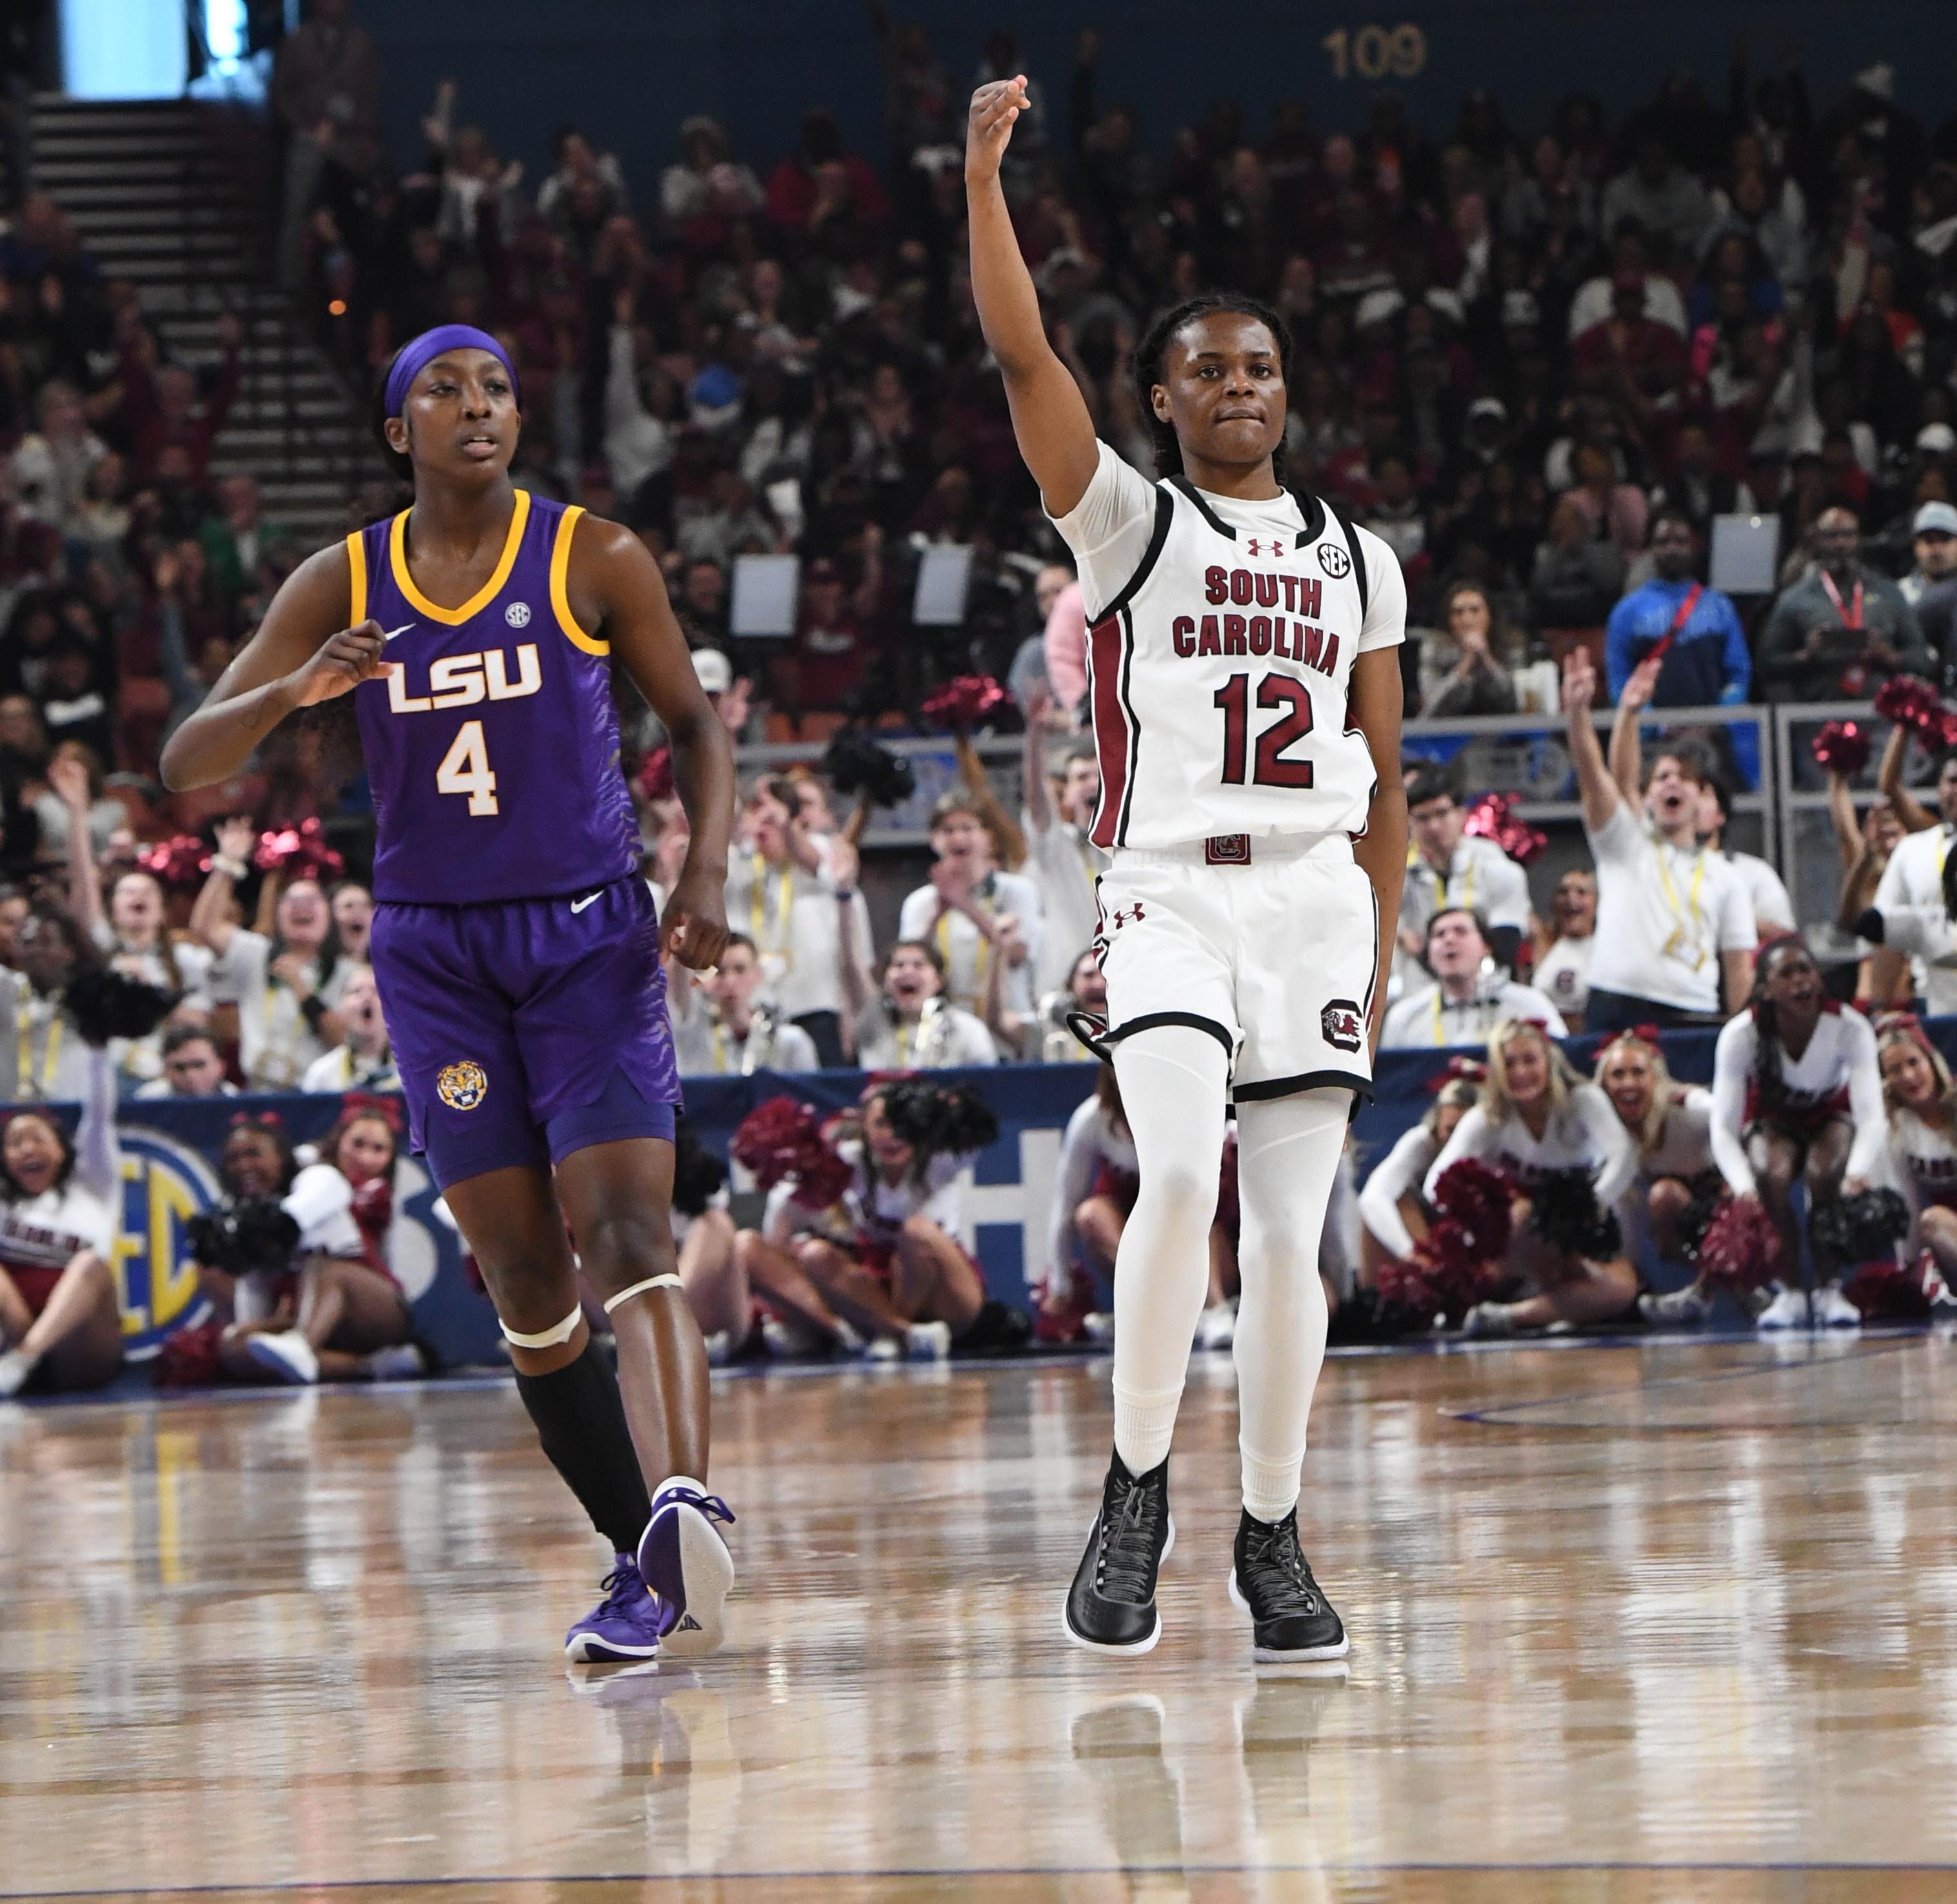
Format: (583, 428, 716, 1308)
(370, 876, 680, 1190)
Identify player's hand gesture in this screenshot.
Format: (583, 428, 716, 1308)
(47, 753, 90, 813)
(661, 863, 731, 971)
(215, 816, 256, 864)
(1560, 648, 1594, 718)
(1620, 653, 1661, 713)
(966, 77, 1028, 187)
(283, 620, 394, 709)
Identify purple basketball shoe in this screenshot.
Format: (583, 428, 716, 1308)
(637, 1477, 736, 1658)
(564, 1555, 665, 1664)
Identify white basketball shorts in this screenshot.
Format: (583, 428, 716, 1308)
(1093, 833, 1379, 1102)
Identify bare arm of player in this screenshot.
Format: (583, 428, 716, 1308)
(564, 514, 734, 971)
(965, 78, 1101, 519)
(1562, 650, 1623, 835)
(1347, 646, 1407, 1058)
(1608, 655, 1660, 804)
(159, 543, 391, 791)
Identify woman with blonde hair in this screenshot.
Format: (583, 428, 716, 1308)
(1356, 1067, 1481, 1286)
(1423, 1017, 1640, 1336)
(1875, 1015, 1957, 1308)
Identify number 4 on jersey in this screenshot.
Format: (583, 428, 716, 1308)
(436, 719, 499, 815)
(1213, 672, 1314, 788)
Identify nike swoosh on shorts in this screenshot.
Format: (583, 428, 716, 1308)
(570, 891, 602, 913)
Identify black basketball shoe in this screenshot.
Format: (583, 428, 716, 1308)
(1064, 1451, 1175, 1654)
(1228, 1509, 1349, 1663)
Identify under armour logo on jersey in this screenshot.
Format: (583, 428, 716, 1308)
(1246, 537, 1285, 558)
(1111, 904, 1146, 929)
(1317, 540, 1353, 580)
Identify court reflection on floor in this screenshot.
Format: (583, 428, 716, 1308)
(4, 1337, 1957, 1901)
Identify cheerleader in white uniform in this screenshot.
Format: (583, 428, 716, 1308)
(1874, 1015, 1957, 1307)
(0, 1042, 122, 1397)
(1424, 1018, 1641, 1335)
(1356, 1071, 1480, 1287)
(1709, 937, 1889, 1329)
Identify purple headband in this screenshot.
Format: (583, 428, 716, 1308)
(383, 324, 519, 418)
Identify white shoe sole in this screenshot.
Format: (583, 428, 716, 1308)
(244, 1336, 315, 1383)
(653, 1503, 736, 1659)
(1227, 1569, 1351, 1662)
(1062, 1516, 1174, 1656)
(563, 1632, 661, 1664)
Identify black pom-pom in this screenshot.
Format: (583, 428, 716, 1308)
(1811, 1186, 1911, 1265)
(822, 729, 916, 809)
(671, 1120, 728, 1218)
(880, 1080, 999, 1157)
(185, 1196, 301, 1278)
(63, 967, 176, 1046)
(1528, 1168, 1622, 1261)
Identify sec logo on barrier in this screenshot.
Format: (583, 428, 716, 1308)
(112, 1125, 223, 1358)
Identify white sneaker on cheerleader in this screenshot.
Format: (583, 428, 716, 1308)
(1638, 1284, 1711, 1327)
(0, 1347, 37, 1398)
(1813, 1282, 1862, 1329)
(1461, 1302, 1515, 1339)
(1754, 1284, 1809, 1331)
(905, 1320, 952, 1361)
(1922, 1254, 1957, 1315)
(1197, 1302, 1237, 1350)
(245, 1329, 320, 1383)
(1082, 1311, 1115, 1345)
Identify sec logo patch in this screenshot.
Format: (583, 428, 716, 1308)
(504, 600, 533, 628)
(1316, 540, 1352, 580)
(437, 1061, 489, 1111)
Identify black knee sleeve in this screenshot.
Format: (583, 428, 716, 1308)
(512, 1340, 652, 1554)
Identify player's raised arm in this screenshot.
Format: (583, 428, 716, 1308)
(568, 515, 735, 971)
(159, 542, 390, 791)
(966, 77, 1100, 517)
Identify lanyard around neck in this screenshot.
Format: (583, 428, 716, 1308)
(16, 1003, 58, 1098)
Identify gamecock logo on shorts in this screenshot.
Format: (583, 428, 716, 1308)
(1320, 1000, 1364, 1053)
(437, 1061, 489, 1111)
(1316, 540, 1352, 580)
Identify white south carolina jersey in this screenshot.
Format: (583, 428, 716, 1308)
(1049, 444, 1407, 850)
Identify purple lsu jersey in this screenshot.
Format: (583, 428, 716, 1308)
(349, 491, 638, 904)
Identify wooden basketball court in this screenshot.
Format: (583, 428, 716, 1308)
(5, 1334, 1957, 1901)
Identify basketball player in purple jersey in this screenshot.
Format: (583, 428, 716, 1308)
(162, 326, 737, 1665)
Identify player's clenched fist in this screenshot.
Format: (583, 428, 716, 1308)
(286, 620, 395, 708)
(966, 77, 1029, 184)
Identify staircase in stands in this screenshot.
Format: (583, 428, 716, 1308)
(30, 95, 377, 547)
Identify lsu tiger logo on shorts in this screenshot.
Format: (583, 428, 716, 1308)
(1320, 1000, 1364, 1053)
(437, 1061, 489, 1111)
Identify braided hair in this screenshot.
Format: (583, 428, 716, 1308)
(1132, 292, 1293, 481)
(1749, 933, 1812, 1118)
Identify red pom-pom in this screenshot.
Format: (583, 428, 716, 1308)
(1431, 1157, 1513, 1259)
(731, 1096, 855, 1207)
(1842, 1258, 1930, 1322)
(155, 1320, 226, 1387)
(922, 674, 1014, 733)
(1460, 791, 1547, 868)
(135, 833, 213, 891)
(636, 746, 675, 802)
(253, 815, 345, 884)
(1874, 675, 1948, 740)
(1809, 719, 1872, 779)
(1384, 1213, 1506, 1325)
(1693, 1195, 1783, 1293)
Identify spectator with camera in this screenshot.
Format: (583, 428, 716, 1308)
(1758, 508, 1926, 700)
(300, 964, 399, 1094)
(854, 940, 998, 1071)
(671, 932, 820, 1075)
(1400, 769, 1532, 981)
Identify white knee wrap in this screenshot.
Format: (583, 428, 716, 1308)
(499, 1300, 586, 1351)
(602, 1272, 684, 1314)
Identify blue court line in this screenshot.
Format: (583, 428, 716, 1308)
(1447, 1332, 1926, 1426)
(12, 1859, 1957, 1898)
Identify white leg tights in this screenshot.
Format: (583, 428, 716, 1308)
(1232, 1087, 1347, 1523)
(1108, 1026, 1230, 1475)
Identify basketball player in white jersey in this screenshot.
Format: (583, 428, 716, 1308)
(968, 79, 1407, 1663)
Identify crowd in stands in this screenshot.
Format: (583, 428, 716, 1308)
(16, 9, 1957, 1387)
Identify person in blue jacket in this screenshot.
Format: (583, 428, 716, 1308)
(1604, 511, 1751, 707)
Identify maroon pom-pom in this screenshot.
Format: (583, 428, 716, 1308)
(1874, 675, 1948, 741)
(1461, 791, 1547, 868)
(1809, 719, 1872, 779)
(155, 1320, 226, 1387)
(731, 1096, 855, 1207)
(253, 816, 345, 884)
(636, 746, 675, 802)
(1842, 1258, 1930, 1322)
(1692, 1194, 1783, 1293)
(136, 833, 213, 892)
(922, 674, 1014, 734)
(1431, 1157, 1513, 1259)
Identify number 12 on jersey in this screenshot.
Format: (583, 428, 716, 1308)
(436, 719, 499, 815)
(1213, 672, 1315, 787)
